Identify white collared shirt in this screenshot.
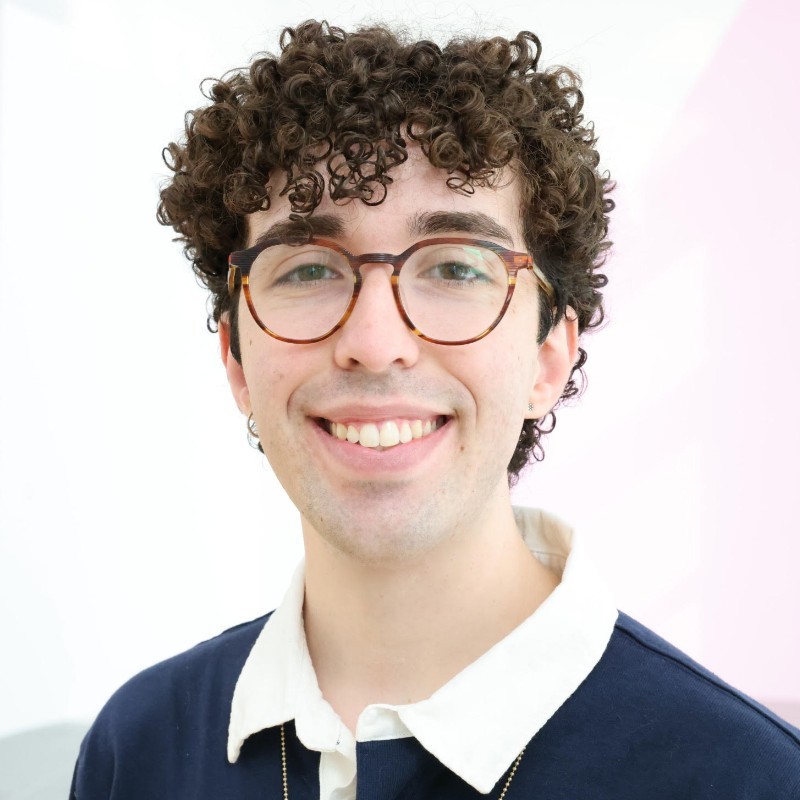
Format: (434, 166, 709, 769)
(228, 507, 618, 798)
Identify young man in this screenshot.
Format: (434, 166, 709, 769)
(71, 20, 800, 799)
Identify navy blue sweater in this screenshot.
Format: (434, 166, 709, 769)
(70, 612, 800, 798)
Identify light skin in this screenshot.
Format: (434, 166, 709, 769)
(221, 147, 579, 732)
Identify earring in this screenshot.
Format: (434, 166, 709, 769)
(246, 413, 260, 448)
(528, 403, 534, 412)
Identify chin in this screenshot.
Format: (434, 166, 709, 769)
(303, 498, 455, 566)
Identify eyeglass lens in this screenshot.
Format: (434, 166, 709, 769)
(246, 242, 511, 342)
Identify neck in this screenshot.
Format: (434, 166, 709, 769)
(301, 497, 559, 733)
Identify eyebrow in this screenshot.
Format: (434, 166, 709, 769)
(253, 215, 347, 248)
(252, 210, 516, 249)
(408, 211, 516, 247)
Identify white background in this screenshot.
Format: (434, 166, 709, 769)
(1, 0, 798, 738)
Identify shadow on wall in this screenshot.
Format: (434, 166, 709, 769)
(0, 723, 87, 800)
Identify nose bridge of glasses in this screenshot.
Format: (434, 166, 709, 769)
(346, 254, 406, 329)
(351, 257, 400, 300)
(352, 252, 401, 273)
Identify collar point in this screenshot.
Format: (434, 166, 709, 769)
(227, 741, 242, 764)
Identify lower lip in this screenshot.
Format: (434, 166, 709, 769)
(310, 418, 452, 475)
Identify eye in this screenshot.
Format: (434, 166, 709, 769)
(426, 260, 490, 284)
(275, 262, 343, 285)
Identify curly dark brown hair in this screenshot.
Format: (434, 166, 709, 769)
(157, 20, 613, 483)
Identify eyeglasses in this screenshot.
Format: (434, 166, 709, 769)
(227, 236, 554, 345)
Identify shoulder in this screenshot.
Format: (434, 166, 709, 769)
(541, 611, 800, 796)
(610, 611, 799, 744)
(100, 613, 270, 723)
(71, 614, 271, 797)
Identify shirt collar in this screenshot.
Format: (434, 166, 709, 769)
(228, 507, 618, 793)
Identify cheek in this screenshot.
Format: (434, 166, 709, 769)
(238, 316, 289, 402)
(500, 301, 541, 390)
(244, 358, 296, 469)
(472, 313, 539, 392)
(240, 340, 291, 418)
(244, 361, 287, 407)
(451, 340, 535, 429)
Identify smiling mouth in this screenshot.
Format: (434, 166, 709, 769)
(315, 416, 450, 449)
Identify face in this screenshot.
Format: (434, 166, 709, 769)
(222, 148, 575, 565)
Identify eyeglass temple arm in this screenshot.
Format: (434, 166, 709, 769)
(227, 261, 240, 295)
(515, 257, 554, 304)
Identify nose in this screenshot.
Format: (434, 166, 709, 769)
(332, 263, 421, 372)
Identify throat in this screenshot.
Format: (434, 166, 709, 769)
(302, 529, 560, 727)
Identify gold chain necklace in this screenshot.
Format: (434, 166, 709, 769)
(279, 723, 526, 799)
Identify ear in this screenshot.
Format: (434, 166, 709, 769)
(528, 308, 580, 418)
(219, 318, 251, 415)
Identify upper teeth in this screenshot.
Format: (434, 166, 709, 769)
(327, 418, 440, 448)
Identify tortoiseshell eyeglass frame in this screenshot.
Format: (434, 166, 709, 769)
(227, 236, 555, 346)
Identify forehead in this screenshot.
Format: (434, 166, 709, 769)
(245, 147, 523, 248)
